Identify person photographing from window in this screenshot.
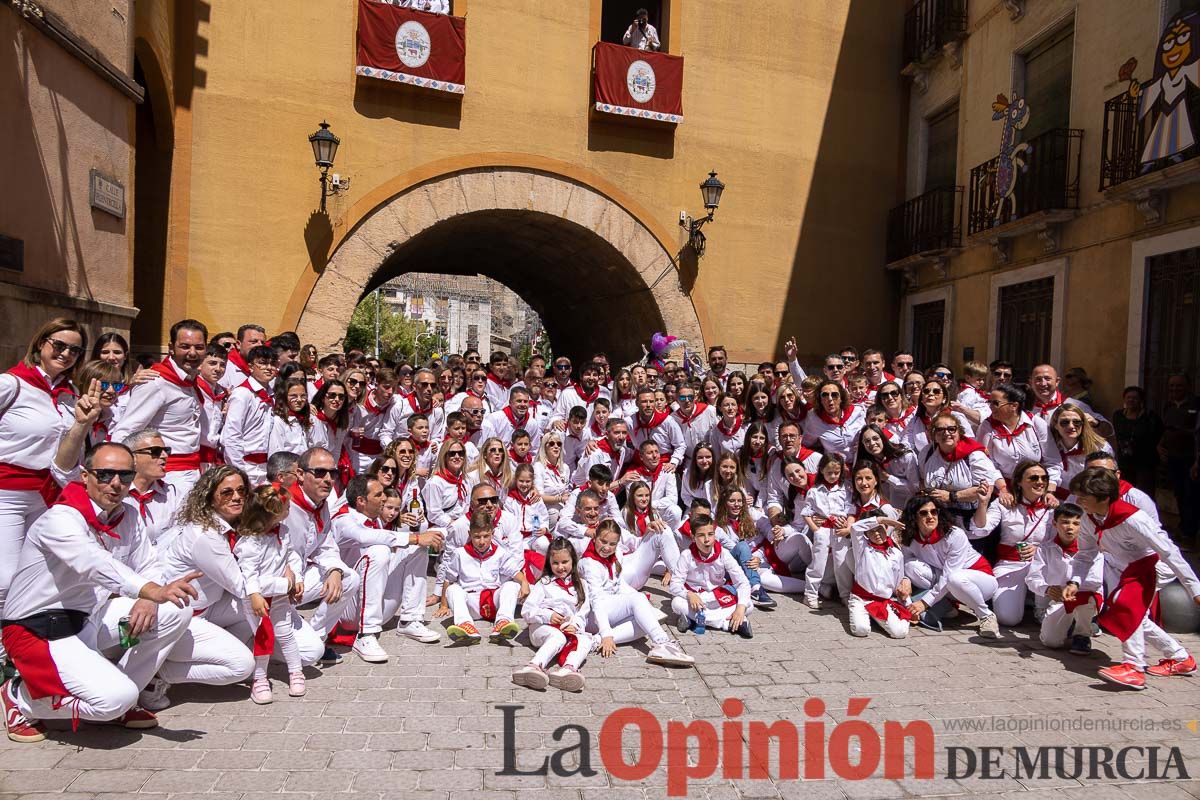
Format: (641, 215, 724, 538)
(622, 8, 661, 51)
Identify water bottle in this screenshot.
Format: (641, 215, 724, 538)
(531, 513, 541, 537)
(694, 607, 707, 636)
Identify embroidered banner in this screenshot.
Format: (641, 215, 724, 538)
(593, 42, 684, 124)
(355, 0, 466, 95)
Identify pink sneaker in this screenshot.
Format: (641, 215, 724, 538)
(250, 678, 272, 705)
(288, 672, 306, 697)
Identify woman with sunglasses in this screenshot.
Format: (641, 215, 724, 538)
(471, 437, 514, 498)
(854, 423, 918, 510)
(423, 442, 472, 528)
(444, 368, 492, 416)
(976, 383, 1056, 507)
(900, 379, 973, 455)
(901, 496, 1000, 636)
(1048, 404, 1112, 500)
(383, 439, 426, 514)
(0, 318, 88, 648)
(74, 359, 126, 448)
(534, 432, 572, 530)
(613, 369, 638, 419)
(367, 454, 402, 491)
(339, 367, 369, 406)
(802, 380, 866, 461)
(309, 380, 351, 478)
(918, 411, 1001, 527)
(970, 460, 1055, 627)
(874, 381, 915, 439)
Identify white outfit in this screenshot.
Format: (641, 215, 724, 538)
(673, 404, 718, 463)
(1027, 534, 1104, 648)
(848, 519, 910, 638)
(622, 21, 661, 50)
(976, 413, 1055, 483)
(800, 482, 854, 602)
(709, 418, 747, 455)
(521, 576, 594, 670)
(970, 500, 1053, 626)
(348, 400, 395, 475)
(579, 551, 670, 646)
(443, 544, 522, 626)
(268, 414, 311, 458)
(627, 413, 686, 468)
(802, 406, 867, 461)
(127, 479, 185, 546)
(280, 488, 360, 647)
(480, 407, 541, 449)
(904, 526, 997, 620)
(333, 507, 429, 635)
(109, 357, 202, 493)
(233, 529, 305, 676)
(668, 542, 752, 631)
(423, 471, 470, 528)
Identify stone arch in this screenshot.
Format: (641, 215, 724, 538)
(293, 165, 704, 364)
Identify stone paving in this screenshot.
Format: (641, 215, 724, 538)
(2, 584, 1200, 800)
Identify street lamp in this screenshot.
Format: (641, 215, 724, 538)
(308, 121, 340, 213)
(680, 170, 726, 256)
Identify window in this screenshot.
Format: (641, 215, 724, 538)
(911, 300, 945, 369)
(996, 277, 1055, 381)
(601, 1, 668, 52)
(925, 105, 959, 192)
(1163, 0, 1200, 25)
(467, 324, 479, 352)
(1018, 24, 1074, 142)
(1143, 247, 1200, 407)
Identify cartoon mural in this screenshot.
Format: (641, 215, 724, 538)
(1133, 12, 1200, 168)
(988, 92, 1031, 225)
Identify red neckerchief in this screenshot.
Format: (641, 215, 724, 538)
(629, 460, 664, 483)
(546, 462, 563, 479)
(1089, 499, 1140, 542)
(8, 362, 76, 407)
(915, 526, 942, 545)
(313, 378, 325, 391)
(887, 405, 915, 431)
(690, 539, 722, 563)
(817, 475, 842, 490)
(436, 468, 466, 502)
(747, 446, 767, 475)
(582, 540, 616, 578)
(865, 535, 898, 553)
(816, 404, 854, 427)
(988, 416, 1029, 444)
(635, 409, 670, 434)
(287, 483, 327, 534)
(488, 373, 513, 393)
(55, 481, 122, 539)
(239, 379, 271, 406)
(128, 482, 164, 520)
(1059, 440, 1083, 468)
(407, 394, 432, 415)
(633, 508, 651, 535)
(589, 419, 605, 439)
(940, 438, 986, 462)
(363, 392, 390, 416)
(149, 357, 197, 392)
(675, 402, 710, 426)
(595, 437, 621, 459)
(465, 541, 498, 561)
(315, 409, 339, 432)
(958, 381, 975, 395)
(508, 490, 536, 507)
(226, 347, 250, 376)
(508, 447, 532, 465)
(1034, 390, 1064, 417)
(196, 376, 225, 403)
(503, 406, 530, 431)
(1054, 535, 1079, 556)
(678, 519, 693, 540)
(1119, 479, 1134, 497)
(856, 497, 881, 515)
(573, 381, 600, 404)
(716, 414, 743, 437)
(412, 439, 431, 456)
(554, 576, 576, 596)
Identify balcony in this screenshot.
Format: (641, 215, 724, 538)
(1099, 88, 1200, 219)
(967, 128, 1082, 241)
(592, 42, 684, 125)
(887, 186, 963, 264)
(904, 0, 968, 67)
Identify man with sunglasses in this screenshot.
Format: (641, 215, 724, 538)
(222, 346, 278, 484)
(551, 357, 575, 391)
(987, 360, 1014, 392)
(391, 367, 446, 442)
(1, 443, 201, 742)
(122, 429, 184, 547)
(111, 319, 209, 495)
(672, 385, 717, 463)
(821, 354, 847, 385)
(890, 351, 915, 381)
(280, 448, 359, 667)
(218, 324, 267, 393)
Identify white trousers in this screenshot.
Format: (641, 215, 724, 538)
(669, 592, 750, 630)
(300, 563, 361, 638)
(589, 591, 670, 645)
(803, 527, 832, 601)
(1038, 596, 1098, 648)
(757, 569, 808, 593)
(245, 597, 301, 678)
(528, 623, 593, 669)
(847, 594, 910, 638)
(446, 582, 519, 627)
(905, 562, 998, 620)
(621, 532, 682, 591)
(158, 616, 254, 686)
(0, 489, 48, 654)
(161, 469, 199, 496)
(991, 560, 1032, 627)
(831, 534, 854, 599)
(1121, 611, 1187, 669)
(14, 596, 190, 723)
(205, 594, 323, 668)
(342, 545, 429, 634)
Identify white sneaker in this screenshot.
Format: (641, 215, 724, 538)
(397, 620, 440, 643)
(647, 641, 696, 667)
(978, 613, 1000, 639)
(548, 665, 585, 692)
(802, 595, 820, 610)
(512, 662, 549, 690)
(138, 676, 171, 712)
(352, 634, 389, 663)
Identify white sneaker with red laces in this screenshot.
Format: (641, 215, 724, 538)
(2, 680, 46, 743)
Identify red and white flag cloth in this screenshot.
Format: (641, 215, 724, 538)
(356, 0, 467, 94)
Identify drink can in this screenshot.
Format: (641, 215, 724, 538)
(118, 617, 140, 649)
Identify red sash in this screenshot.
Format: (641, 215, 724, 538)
(478, 588, 498, 622)
(252, 597, 276, 656)
(522, 550, 545, 585)
(243, 452, 269, 464)
(0, 626, 73, 707)
(165, 451, 201, 472)
(968, 555, 994, 576)
(754, 539, 791, 578)
(199, 445, 223, 466)
(851, 582, 914, 623)
(1097, 553, 1159, 640)
(1064, 590, 1101, 614)
(685, 582, 738, 607)
(356, 438, 383, 456)
(0, 463, 60, 505)
(996, 544, 1026, 563)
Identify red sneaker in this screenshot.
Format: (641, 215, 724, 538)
(113, 705, 159, 729)
(1146, 655, 1198, 678)
(1098, 663, 1146, 690)
(2, 680, 46, 743)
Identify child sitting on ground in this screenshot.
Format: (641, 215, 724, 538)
(1026, 502, 1102, 655)
(437, 509, 529, 644)
(513, 538, 593, 692)
(669, 515, 753, 638)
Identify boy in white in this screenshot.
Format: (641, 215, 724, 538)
(220, 346, 277, 484)
(1026, 503, 1103, 653)
(1066, 468, 1200, 690)
(513, 538, 593, 692)
(195, 344, 227, 470)
(669, 517, 752, 636)
(847, 513, 911, 638)
(561, 407, 592, 473)
(437, 512, 529, 643)
(348, 372, 398, 474)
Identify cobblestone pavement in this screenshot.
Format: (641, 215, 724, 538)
(2, 585, 1200, 800)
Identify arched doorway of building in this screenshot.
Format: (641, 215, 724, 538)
(292, 165, 705, 365)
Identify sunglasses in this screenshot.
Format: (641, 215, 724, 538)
(1026, 475, 1049, 483)
(417, 381, 437, 388)
(992, 371, 1013, 379)
(303, 467, 337, 479)
(546, 441, 562, 447)
(326, 393, 346, 401)
(89, 468, 136, 484)
(1058, 419, 1083, 429)
(133, 446, 173, 459)
(894, 361, 913, 368)
(922, 388, 943, 395)
(378, 465, 396, 474)
(218, 485, 248, 498)
(819, 391, 841, 399)
(878, 390, 899, 399)
(933, 426, 959, 434)
(917, 508, 939, 518)
(464, 409, 484, 416)
(345, 378, 365, 387)
(677, 394, 695, 401)
(47, 339, 85, 357)
(486, 448, 505, 454)
(555, 364, 572, 371)
(475, 496, 500, 506)
(471, 375, 487, 382)
(988, 399, 1012, 407)
(100, 381, 126, 394)
(933, 372, 952, 379)
(446, 451, 466, 458)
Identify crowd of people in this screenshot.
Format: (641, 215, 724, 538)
(1, 316, 1199, 744)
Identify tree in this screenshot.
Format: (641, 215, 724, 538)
(344, 293, 428, 361)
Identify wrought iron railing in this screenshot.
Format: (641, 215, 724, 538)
(967, 128, 1083, 236)
(904, 0, 968, 66)
(887, 186, 962, 262)
(1099, 88, 1200, 190)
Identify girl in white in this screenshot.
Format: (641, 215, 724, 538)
(669, 516, 753, 636)
(581, 521, 695, 666)
(233, 486, 306, 703)
(505, 464, 551, 556)
(681, 443, 715, 509)
(847, 512, 912, 638)
(751, 457, 811, 595)
(513, 538, 594, 692)
(902, 497, 1001, 638)
(737, 422, 771, 507)
(969, 461, 1054, 627)
(712, 488, 776, 608)
(268, 377, 312, 457)
(436, 512, 529, 644)
(800, 454, 853, 608)
(619, 480, 682, 591)
(533, 433, 572, 530)
(856, 429, 916, 512)
(709, 393, 747, 454)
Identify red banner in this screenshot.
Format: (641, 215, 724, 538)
(355, 0, 466, 95)
(593, 42, 684, 124)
